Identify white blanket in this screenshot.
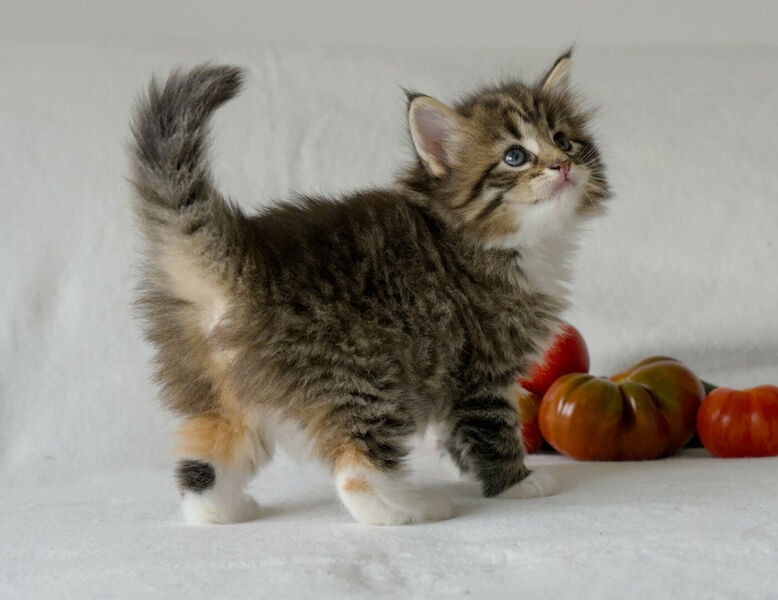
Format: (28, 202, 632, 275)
(1, 39, 777, 599)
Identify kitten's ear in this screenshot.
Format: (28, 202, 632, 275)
(408, 95, 465, 177)
(541, 48, 573, 94)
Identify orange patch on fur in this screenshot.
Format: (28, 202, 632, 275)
(333, 444, 375, 472)
(175, 412, 248, 465)
(341, 478, 371, 493)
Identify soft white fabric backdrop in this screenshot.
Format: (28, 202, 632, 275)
(1, 37, 777, 599)
(3, 41, 776, 485)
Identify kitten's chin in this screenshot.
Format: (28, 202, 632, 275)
(544, 175, 587, 206)
(473, 172, 588, 253)
(486, 187, 584, 252)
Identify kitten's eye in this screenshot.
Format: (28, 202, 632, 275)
(553, 132, 572, 152)
(503, 146, 528, 167)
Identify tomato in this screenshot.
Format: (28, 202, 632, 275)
(515, 388, 543, 454)
(520, 323, 589, 397)
(514, 323, 589, 453)
(538, 356, 704, 461)
(697, 386, 778, 458)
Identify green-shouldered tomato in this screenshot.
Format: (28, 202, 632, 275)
(538, 356, 704, 461)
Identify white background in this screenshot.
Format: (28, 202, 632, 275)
(4, 0, 778, 47)
(3, 0, 776, 485)
(1, 2, 777, 598)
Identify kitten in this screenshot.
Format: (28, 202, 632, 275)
(128, 50, 608, 526)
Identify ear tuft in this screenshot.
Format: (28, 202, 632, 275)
(408, 96, 462, 177)
(402, 88, 423, 106)
(541, 47, 573, 94)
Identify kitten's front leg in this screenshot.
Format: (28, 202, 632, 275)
(444, 388, 555, 499)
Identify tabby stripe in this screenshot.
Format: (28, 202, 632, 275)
(514, 107, 531, 123)
(455, 160, 501, 209)
(504, 119, 521, 140)
(527, 95, 542, 121)
(476, 191, 505, 221)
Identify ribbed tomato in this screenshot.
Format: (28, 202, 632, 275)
(516, 323, 589, 453)
(538, 356, 704, 461)
(697, 386, 778, 458)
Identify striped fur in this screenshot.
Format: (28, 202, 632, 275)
(128, 52, 608, 525)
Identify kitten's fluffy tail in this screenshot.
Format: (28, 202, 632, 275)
(129, 64, 245, 247)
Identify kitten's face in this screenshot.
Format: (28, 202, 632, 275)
(406, 52, 608, 250)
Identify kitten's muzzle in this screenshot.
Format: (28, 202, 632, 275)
(550, 160, 576, 195)
(550, 159, 571, 181)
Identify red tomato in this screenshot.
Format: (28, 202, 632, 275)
(697, 386, 778, 458)
(520, 324, 589, 397)
(538, 356, 704, 461)
(515, 388, 543, 454)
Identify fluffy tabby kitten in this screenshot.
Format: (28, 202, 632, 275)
(129, 50, 608, 526)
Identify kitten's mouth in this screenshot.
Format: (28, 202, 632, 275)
(552, 175, 575, 195)
(553, 181, 570, 195)
(535, 179, 573, 204)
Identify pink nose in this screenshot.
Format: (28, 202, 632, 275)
(551, 160, 571, 179)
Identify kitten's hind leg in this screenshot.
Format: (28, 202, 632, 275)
(174, 412, 271, 524)
(445, 391, 555, 500)
(333, 445, 453, 526)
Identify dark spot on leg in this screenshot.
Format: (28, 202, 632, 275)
(176, 459, 215, 493)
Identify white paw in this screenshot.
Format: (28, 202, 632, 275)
(341, 487, 453, 526)
(353, 500, 420, 526)
(399, 488, 454, 523)
(181, 492, 261, 525)
(499, 469, 556, 500)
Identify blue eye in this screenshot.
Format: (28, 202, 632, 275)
(503, 146, 528, 167)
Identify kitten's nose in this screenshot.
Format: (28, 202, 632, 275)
(551, 160, 571, 180)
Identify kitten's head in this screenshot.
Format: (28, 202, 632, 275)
(402, 50, 609, 250)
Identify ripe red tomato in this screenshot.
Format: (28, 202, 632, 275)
(697, 386, 778, 458)
(515, 323, 589, 453)
(520, 324, 589, 397)
(538, 356, 704, 461)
